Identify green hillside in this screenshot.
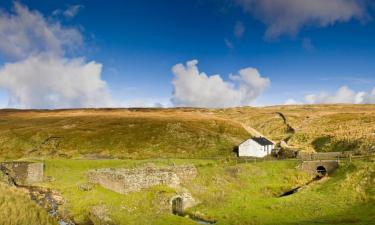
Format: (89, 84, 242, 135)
(38, 157, 374, 225)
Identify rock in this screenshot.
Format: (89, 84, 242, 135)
(0, 170, 15, 186)
(0, 161, 44, 186)
(78, 183, 94, 191)
(51, 191, 65, 205)
(280, 140, 289, 148)
(44, 176, 55, 182)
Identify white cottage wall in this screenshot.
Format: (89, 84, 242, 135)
(238, 139, 268, 157)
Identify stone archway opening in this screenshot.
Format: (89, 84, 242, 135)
(316, 165, 327, 177)
(172, 197, 183, 216)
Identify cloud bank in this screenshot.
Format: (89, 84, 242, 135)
(0, 2, 112, 109)
(286, 86, 375, 105)
(171, 60, 270, 108)
(0, 55, 111, 109)
(304, 86, 366, 104)
(234, 0, 369, 39)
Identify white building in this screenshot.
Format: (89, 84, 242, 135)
(238, 137, 275, 158)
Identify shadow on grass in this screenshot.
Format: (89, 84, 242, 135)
(312, 136, 361, 152)
(272, 203, 375, 225)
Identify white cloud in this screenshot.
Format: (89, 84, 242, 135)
(284, 98, 301, 105)
(235, 0, 369, 39)
(0, 54, 112, 109)
(284, 86, 375, 105)
(234, 21, 245, 38)
(303, 86, 370, 104)
(0, 2, 112, 109)
(171, 60, 270, 108)
(0, 2, 82, 60)
(363, 88, 375, 103)
(63, 5, 84, 18)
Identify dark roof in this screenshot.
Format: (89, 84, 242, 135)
(251, 137, 274, 146)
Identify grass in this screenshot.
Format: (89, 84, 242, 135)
(188, 158, 374, 225)
(0, 182, 57, 225)
(215, 105, 375, 153)
(0, 109, 249, 159)
(1, 106, 375, 224)
(34, 157, 374, 225)
(1, 105, 375, 159)
(41, 159, 202, 225)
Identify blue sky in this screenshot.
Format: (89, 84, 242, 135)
(0, 0, 375, 108)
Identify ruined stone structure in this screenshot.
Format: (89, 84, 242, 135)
(297, 151, 353, 161)
(88, 165, 197, 194)
(300, 160, 339, 176)
(170, 189, 198, 212)
(0, 161, 44, 186)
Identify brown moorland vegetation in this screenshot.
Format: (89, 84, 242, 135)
(1, 105, 374, 160)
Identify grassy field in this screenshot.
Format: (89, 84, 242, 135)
(33, 157, 374, 225)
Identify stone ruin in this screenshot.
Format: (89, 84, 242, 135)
(0, 161, 44, 186)
(297, 151, 352, 161)
(88, 164, 200, 213)
(87, 164, 197, 194)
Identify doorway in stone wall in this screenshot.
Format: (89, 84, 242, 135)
(172, 197, 183, 216)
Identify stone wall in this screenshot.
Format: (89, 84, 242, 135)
(171, 189, 198, 211)
(299, 160, 339, 175)
(297, 151, 353, 161)
(0, 162, 44, 186)
(88, 165, 197, 194)
(167, 165, 197, 183)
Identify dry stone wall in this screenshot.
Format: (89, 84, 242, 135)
(297, 151, 353, 161)
(0, 161, 44, 186)
(88, 165, 197, 194)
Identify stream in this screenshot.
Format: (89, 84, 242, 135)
(18, 186, 75, 225)
(190, 216, 216, 224)
(279, 175, 323, 197)
(173, 211, 216, 224)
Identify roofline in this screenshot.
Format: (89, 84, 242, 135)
(239, 136, 275, 146)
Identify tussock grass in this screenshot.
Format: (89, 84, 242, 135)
(215, 105, 375, 153)
(0, 109, 248, 159)
(1, 105, 374, 159)
(0, 183, 57, 225)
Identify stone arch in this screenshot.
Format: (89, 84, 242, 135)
(316, 165, 327, 177)
(171, 196, 184, 216)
